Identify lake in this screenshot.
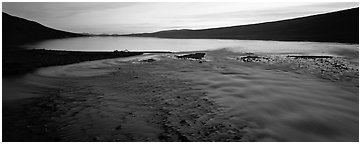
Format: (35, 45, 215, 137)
(24, 36, 358, 57)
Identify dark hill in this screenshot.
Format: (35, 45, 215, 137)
(125, 7, 359, 43)
(2, 12, 84, 47)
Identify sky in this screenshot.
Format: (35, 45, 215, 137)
(2, 2, 359, 34)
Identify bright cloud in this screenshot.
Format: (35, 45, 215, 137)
(2, 2, 358, 34)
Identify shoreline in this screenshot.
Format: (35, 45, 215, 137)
(3, 48, 173, 76)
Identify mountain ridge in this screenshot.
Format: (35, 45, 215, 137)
(124, 7, 359, 43)
(2, 12, 84, 47)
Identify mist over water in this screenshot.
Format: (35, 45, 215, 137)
(25, 36, 358, 57)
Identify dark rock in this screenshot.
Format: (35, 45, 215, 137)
(176, 53, 206, 59)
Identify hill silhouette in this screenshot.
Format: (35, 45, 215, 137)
(125, 7, 359, 43)
(2, 12, 84, 47)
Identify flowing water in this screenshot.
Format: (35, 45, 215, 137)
(6, 37, 359, 141)
(178, 54, 359, 141)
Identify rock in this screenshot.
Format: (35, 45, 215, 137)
(176, 53, 206, 59)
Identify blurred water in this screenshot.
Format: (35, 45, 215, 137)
(24, 36, 358, 57)
(33, 51, 359, 141)
(14, 37, 359, 141)
(185, 63, 359, 141)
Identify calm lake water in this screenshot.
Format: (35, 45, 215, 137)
(24, 36, 358, 57)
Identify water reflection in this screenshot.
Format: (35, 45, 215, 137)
(24, 36, 358, 57)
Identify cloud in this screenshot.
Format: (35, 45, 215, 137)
(3, 2, 137, 20)
(2, 2, 359, 34)
(167, 2, 359, 27)
(159, 2, 358, 30)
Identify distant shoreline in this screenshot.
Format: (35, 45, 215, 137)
(119, 35, 359, 44)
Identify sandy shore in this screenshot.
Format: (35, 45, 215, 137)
(3, 49, 358, 142)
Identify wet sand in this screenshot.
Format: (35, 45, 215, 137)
(2, 49, 358, 142)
